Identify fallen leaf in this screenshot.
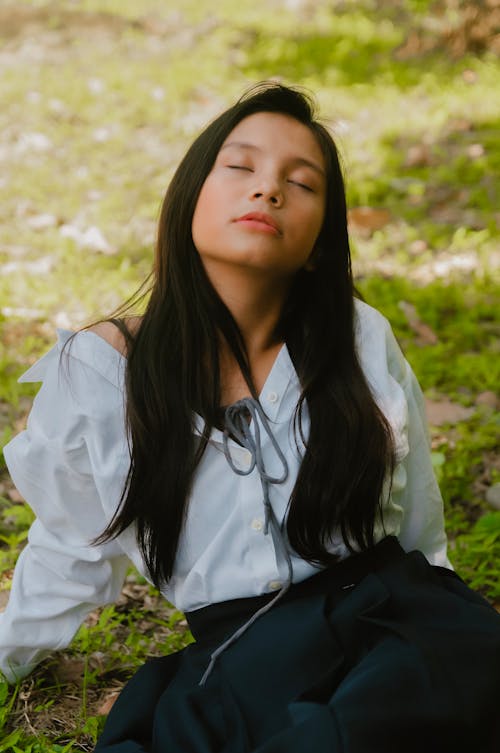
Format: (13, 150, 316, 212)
(398, 301, 439, 345)
(429, 206, 464, 225)
(53, 310, 72, 329)
(476, 391, 499, 410)
(1, 256, 54, 275)
(59, 223, 115, 254)
(405, 144, 432, 167)
(425, 398, 475, 426)
(408, 239, 429, 255)
(83, 226, 114, 253)
(462, 69, 477, 84)
(89, 651, 106, 669)
(26, 213, 58, 230)
(87, 77, 105, 94)
(15, 131, 52, 153)
(0, 306, 45, 319)
(447, 118, 473, 133)
(486, 483, 500, 511)
(92, 127, 111, 142)
(466, 143, 485, 159)
(98, 691, 121, 716)
(51, 657, 86, 685)
(348, 207, 392, 238)
(7, 487, 24, 503)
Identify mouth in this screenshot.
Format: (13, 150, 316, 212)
(234, 212, 281, 235)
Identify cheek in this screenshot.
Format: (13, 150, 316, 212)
(296, 204, 325, 250)
(191, 181, 216, 250)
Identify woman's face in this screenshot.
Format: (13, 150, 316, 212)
(192, 111, 327, 279)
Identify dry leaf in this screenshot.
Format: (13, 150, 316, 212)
(408, 239, 429, 255)
(447, 118, 473, 133)
(476, 391, 499, 410)
(398, 301, 439, 345)
(425, 398, 475, 426)
(348, 207, 391, 238)
(405, 144, 432, 167)
(466, 143, 485, 159)
(7, 487, 24, 503)
(51, 657, 86, 686)
(59, 224, 115, 254)
(98, 691, 121, 716)
(26, 213, 58, 230)
(486, 484, 500, 510)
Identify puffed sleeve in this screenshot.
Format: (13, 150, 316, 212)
(354, 301, 451, 569)
(0, 331, 131, 683)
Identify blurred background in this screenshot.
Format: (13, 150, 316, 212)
(0, 0, 498, 747)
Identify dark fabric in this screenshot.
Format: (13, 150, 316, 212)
(95, 538, 500, 753)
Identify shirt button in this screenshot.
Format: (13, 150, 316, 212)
(267, 391, 279, 404)
(251, 518, 263, 531)
(268, 580, 282, 591)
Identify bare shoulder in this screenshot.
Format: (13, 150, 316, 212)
(88, 316, 142, 357)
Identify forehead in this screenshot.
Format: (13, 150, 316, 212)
(221, 111, 325, 167)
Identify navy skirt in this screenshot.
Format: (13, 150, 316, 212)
(95, 538, 500, 752)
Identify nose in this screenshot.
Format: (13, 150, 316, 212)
(251, 174, 283, 206)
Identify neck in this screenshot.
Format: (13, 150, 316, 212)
(204, 261, 291, 358)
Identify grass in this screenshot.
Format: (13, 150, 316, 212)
(0, 0, 498, 748)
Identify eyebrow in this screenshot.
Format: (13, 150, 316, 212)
(220, 141, 325, 177)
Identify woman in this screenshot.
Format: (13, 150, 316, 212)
(2, 83, 499, 752)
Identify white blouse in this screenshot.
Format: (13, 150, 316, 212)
(0, 299, 451, 682)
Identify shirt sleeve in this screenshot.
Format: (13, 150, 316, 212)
(382, 318, 452, 569)
(0, 333, 130, 683)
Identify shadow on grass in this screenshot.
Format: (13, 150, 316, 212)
(239, 2, 485, 89)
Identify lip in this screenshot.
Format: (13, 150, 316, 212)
(234, 212, 281, 235)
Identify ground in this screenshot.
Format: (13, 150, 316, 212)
(0, 0, 498, 749)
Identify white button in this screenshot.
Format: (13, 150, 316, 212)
(267, 391, 279, 404)
(251, 518, 263, 531)
(268, 580, 282, 591)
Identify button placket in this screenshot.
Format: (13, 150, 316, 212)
(239, 467, 278, 584)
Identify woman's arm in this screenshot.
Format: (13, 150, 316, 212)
(0, 332, 130, 682)
(382, 316, 451, 568)
(354, 299, 451, 568)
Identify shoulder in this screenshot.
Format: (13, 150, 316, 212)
(87, 316, 142, 357)
(27, 322, 137, 398)
(354, 298, 389, 328)
(353, 298, 408, 384)
(353, 299, 411, 459)
(353, 298, 392, 344)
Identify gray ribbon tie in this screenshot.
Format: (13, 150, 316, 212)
(199, 397, 292, 686)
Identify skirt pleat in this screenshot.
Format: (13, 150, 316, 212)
(95, 538, 500, 753)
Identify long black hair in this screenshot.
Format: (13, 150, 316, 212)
(96, 82, 395, 588)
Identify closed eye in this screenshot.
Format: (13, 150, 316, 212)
(288, 180, 314, 192)
(227, 165, 253, 171)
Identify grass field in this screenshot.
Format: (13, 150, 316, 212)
(0, 0, 499, 748)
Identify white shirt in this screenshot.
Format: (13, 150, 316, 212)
(0, 300, 450, 682)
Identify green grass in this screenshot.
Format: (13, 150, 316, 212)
(0, 0, 498, 748)
(358, 276, 499, 397)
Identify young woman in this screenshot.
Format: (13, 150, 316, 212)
(1, 83, 499, 752)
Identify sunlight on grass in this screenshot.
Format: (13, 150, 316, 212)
(0, 0, 498, 747)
